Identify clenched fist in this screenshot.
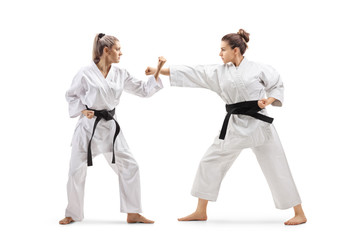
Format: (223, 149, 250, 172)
(257, 97, 276, 109)
(145, 56, 167, 80)
(157, 56, 167, 68)
(145, 66, 156, 75)
(82, 109, 95, 119)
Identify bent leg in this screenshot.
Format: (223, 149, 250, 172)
(179, 142, 242, 221)
(191, 143, 242, 201)
(251, 126, 302, 210)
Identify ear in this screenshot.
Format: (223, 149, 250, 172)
(234, 47, 240, 55)
(103, 46, 109, 54)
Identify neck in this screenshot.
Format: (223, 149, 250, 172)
(96, 58, 112, 76)
(233, 55, 244, 67)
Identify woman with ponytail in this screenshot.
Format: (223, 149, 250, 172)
(146, 29, 306, 225)
(60, 33, 166, 225)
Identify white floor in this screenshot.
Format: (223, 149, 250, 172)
(2, 150, 358, 240)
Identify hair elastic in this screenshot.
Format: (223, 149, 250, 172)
(98, 33, 105, 39)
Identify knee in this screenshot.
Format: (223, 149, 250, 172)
(116, 158, 139, 171)
(68, 161, 87, 177)
(114, 151, 139, 168)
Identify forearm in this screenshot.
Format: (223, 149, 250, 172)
(160, 68, 170, 76)
(267, 97, 276, 105)
(153, 57, 167, 80)
(258, 97, 277, 109)
(154, 67, 167, 80)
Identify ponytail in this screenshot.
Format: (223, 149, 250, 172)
(92, 33, 119, 64)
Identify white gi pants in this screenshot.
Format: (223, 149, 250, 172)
(191, 125, 302, 209)
(65, 148, 142, 221)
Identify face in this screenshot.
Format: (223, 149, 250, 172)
(219, 41, 237, 64)
(105, 41, 122, 63)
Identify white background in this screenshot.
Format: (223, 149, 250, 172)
(0, 0, 359, 239)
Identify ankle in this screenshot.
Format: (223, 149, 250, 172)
(195, 209, 207, 215)
(127, 213, 140, 217)
(294, 212, 306, 217)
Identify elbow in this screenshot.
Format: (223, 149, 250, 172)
(271, 99, 283, 107)
(69, 112, 80, 118)
(142, 91, 156, 98)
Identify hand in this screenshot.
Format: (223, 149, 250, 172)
(157, 56, 167, 68)
(82, 109, 95, 119)
(145, 66, 156, 75)
(257, 97, 276, 109)
(154, 56, 167, 80)
(258, 99, 266, 109)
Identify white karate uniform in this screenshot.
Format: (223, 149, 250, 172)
(169, 57, 301, 209)
(65, 61, 163, 221)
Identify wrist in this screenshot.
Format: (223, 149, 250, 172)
(268, 97, 276, 104)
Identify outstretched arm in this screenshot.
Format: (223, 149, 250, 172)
(147, 63, 221, 94)
(146, 56, 167, 78)
(146, 65, 169, 76)
(124, 57, 165, 98)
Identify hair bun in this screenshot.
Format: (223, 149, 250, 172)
(237, 29, 250, 43)
(98, 33, 105, 39)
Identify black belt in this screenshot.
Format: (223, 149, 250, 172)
(86, 105, 121, 166)
(219, 100, 273, 140)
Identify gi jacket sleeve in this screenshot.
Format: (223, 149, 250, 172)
(169, 65, 221, 94)
(258, 64, 284, 107)
(65, 70, 87, 118)
(124, 70, 163, 97)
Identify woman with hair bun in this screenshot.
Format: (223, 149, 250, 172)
(146, 29, 306, 225)
(59, 33, 166, 225)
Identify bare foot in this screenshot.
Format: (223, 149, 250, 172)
(127, 213, 154, 224)
(59, 217, 74, 225)
(178, 211, 207, 221)
(284, 215, 307, 225)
